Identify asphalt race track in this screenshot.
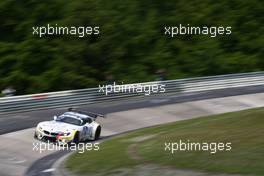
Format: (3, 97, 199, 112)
(1, 85, 264, 176)
(2, 85, 264, 135)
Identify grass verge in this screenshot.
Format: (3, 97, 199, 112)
(66, 107, 264, 175)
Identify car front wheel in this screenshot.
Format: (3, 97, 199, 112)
(73, 131, 80, 144)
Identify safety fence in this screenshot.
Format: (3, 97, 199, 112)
(1, 71, 264, 114)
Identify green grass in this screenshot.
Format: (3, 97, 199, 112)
(66, 107, 264, 175)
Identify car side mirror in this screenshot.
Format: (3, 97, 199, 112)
(54, 115, 58, 120)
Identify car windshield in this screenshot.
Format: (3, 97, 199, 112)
(56, 116, 82, 126)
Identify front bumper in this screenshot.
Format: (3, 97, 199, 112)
(35, 128, 74, 144)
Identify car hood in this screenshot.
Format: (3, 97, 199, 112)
(38, 120, 80, 133)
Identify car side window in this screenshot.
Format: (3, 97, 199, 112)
(81, 118, 92, 125)
(87, 118, 92, 123)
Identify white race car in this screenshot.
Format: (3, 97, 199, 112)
(34, 108, 104, 144)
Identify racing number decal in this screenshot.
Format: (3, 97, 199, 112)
(83, 126, 91, 137)
(83, 126, 88, 135)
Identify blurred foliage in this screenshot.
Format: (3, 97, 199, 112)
(0, 0, 263, 94)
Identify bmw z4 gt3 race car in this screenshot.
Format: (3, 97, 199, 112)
(34, 108, 104, 144)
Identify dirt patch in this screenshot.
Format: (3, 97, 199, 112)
(126, 134, 158, 143)
(127, 143, 145, 161)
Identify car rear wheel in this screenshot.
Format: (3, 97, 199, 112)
(94, 126, 101, 140)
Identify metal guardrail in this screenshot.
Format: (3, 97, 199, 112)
(1, 71, 264, 114)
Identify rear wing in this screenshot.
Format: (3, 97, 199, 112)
(68, 108, 105, 119)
